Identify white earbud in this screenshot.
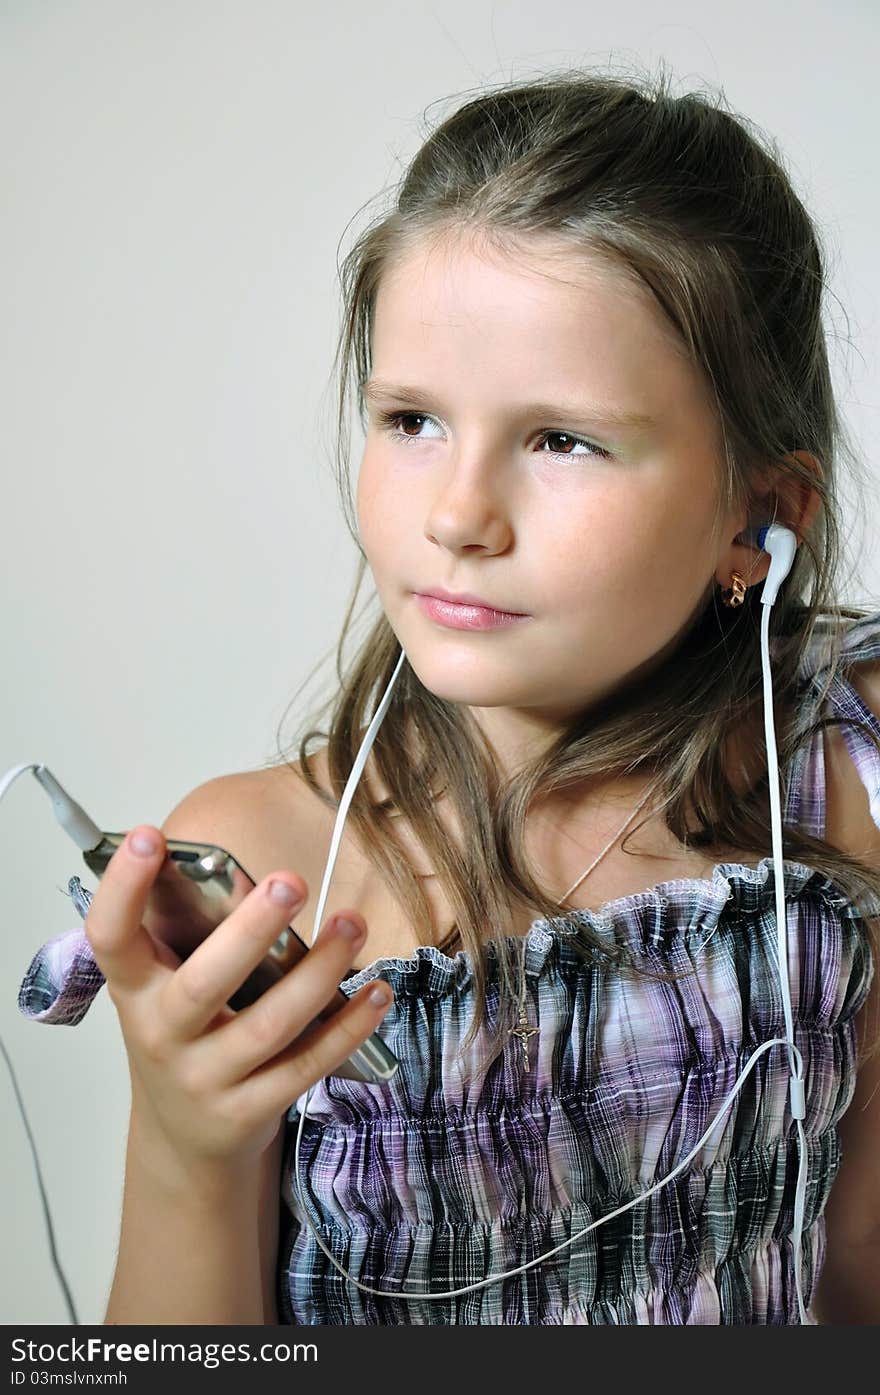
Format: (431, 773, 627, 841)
(287, 515, 811, 1321)
(738, 523, 798, 604)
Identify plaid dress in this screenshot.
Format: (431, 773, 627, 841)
(18, 612, 880, 1324)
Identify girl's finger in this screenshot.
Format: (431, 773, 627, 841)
(209, 911, 370, 1080)
(83, 827, 168, 993)
(159, 873, 309, 1042)
(223, 977, 394, 1124)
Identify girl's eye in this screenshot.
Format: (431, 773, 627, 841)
(376, 410, 612, 461)
(535, 429, 612, 462)
(380, 411, 444, 444)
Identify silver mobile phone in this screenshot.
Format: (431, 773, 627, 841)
(33, 767, 399, 1085)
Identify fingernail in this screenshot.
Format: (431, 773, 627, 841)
(268, 879, 300, 906)
(333, 916, 364, 942)
(129, 829, 159, 857)
(369, 983, 391, 1006)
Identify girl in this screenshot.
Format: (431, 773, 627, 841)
(19, 64, 880, 1325)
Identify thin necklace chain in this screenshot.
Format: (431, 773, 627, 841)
(555, 783, 658, 906)
(511, 779, 659, 1069)
(386, 774, 662, 1070)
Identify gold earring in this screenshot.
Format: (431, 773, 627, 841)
(721, 571, 747, 607)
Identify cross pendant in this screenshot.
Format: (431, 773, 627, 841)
(510, 1011, 539, 1071)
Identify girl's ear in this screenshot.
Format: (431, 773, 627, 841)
(723, 450, 824, 587)
(775, 450, 824, 544)
(743, 450, 824, 541)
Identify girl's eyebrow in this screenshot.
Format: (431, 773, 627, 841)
(360, 377, 656, 431)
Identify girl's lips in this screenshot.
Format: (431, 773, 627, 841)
(414, 593, 531, 630)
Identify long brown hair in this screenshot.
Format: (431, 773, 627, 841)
(270, 62, 879, 1064)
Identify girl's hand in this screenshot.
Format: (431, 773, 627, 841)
(84, 825, 392, 1177)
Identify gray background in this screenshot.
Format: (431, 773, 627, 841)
(2, 0, 878, 1325)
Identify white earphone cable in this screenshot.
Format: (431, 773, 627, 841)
(288, 581, 809, 1320)
(0, 762, 80, 1325)
(0, 527, 810, 1323)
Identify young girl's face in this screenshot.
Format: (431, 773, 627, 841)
(356, 229, 749, 770)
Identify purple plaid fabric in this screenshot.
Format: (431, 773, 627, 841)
(18, 611, 880, 1324)
(277, 611, 879, 1324)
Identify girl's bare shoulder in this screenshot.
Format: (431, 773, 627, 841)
(160, 756, 338, 889)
